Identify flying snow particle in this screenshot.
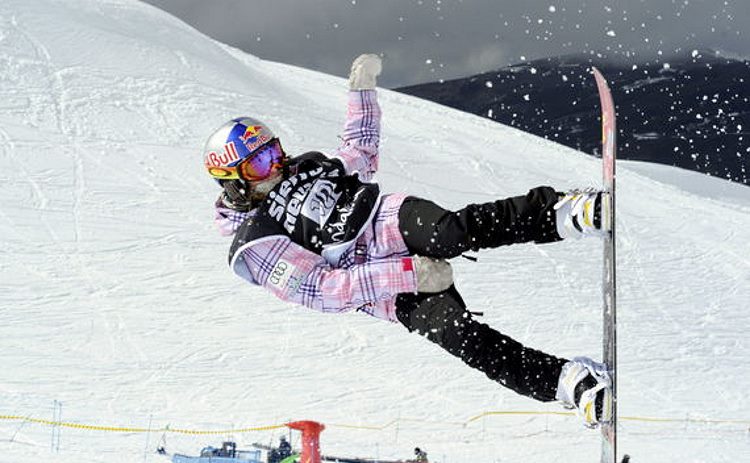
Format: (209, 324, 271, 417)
(692, 49, 700, 58)
(425, 59, 433, 64)
(606, 30, 616, 37)
(523, 94, 530, 101)
(549, 5, 556, 12)
(530, 67, 537, 74)
(485, 81, 493, 88)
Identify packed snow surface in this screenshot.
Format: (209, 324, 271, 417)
(1, 1, 749, 462)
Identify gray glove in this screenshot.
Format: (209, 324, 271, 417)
(412, 255, 454, 293)
(349, 53, 382, 90)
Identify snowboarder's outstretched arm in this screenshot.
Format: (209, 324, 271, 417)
(330, 54, 382, 182)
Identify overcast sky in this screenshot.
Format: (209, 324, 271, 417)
(142, 0, 748, 88)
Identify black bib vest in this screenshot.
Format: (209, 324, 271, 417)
(229, 152, 380, 266)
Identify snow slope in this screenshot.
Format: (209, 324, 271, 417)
(1, 1, 749, 462)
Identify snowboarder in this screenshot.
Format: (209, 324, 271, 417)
(204, 54, 612, 427)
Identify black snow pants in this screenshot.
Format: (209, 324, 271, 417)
(395, 186, 568, 402)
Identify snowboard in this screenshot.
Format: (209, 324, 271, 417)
(592, 67, 617, 463)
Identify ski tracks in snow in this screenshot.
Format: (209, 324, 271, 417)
(2, 2, 750, 461)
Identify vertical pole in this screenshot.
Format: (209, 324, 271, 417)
(144, 414, 153, 462)
(51, 400, 62, 453)
(57, 402, 62, 453)
(50, 401, 55, 452)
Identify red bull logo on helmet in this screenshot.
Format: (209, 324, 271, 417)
(240, 125, 271, 152)
(205, 141, 240, 167)
(240, 125, 263, 142)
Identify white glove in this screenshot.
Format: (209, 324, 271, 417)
(412, 255, 454, 293)
(349, 53, 382, 90)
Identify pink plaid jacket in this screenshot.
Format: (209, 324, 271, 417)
(215, 90, 417, 323)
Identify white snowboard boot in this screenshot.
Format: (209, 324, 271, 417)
(554, 189, 611, 239)
(556, 356, 613, 428)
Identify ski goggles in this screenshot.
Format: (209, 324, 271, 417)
(207, 139, 286, 181)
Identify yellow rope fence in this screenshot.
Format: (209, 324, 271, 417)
(0, 415, 285, 434)
(2, 411, 748, 435)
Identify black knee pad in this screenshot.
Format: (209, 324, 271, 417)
(395, 287, 470, 346)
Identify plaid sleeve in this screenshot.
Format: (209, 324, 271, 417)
(214, 195, 252, 236)
(238, 238, 417, 315)
(330, 90, 381, 181)
(309, 257, 418, 313)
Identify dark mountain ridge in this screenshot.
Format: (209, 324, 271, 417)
(395, 52, 749, 185)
